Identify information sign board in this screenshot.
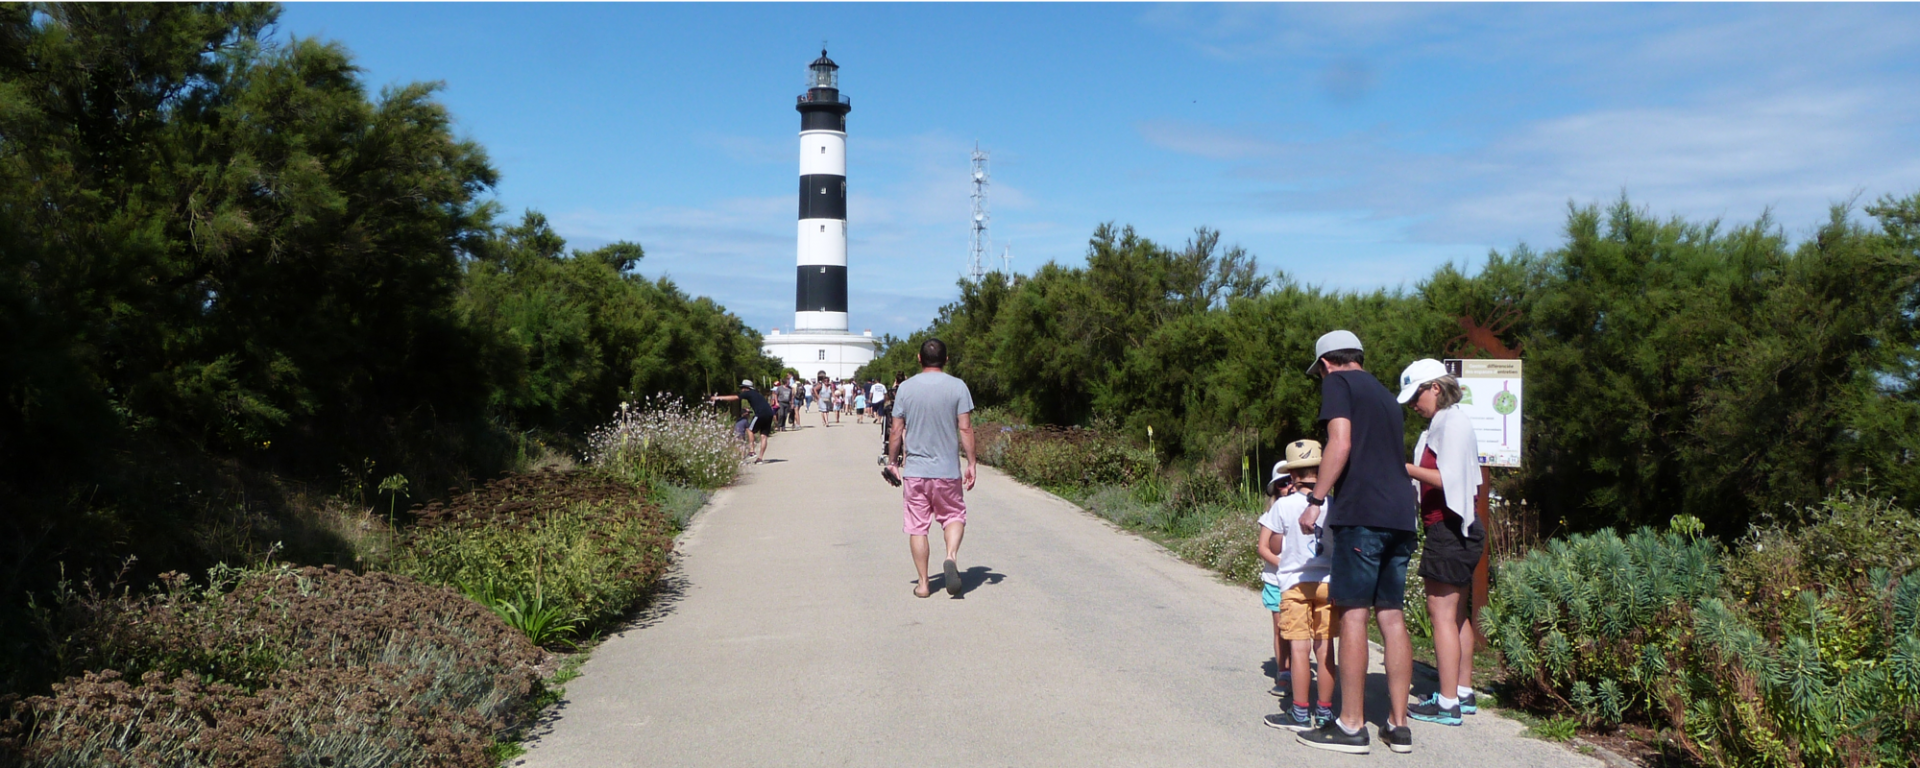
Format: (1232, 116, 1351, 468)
(1443, 359, 1522, 467)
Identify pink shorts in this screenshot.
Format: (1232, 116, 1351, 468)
(902, 477, 967, 535)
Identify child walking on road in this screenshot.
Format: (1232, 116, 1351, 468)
(1259, 440, 1338, 732)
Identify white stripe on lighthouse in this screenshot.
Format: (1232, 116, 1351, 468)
(799, 130, 846, 176)
(796, 220, 847, 267)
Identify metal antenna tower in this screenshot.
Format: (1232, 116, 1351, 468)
(1001, 243, 1011, 275)
(968, 144, 989, 281)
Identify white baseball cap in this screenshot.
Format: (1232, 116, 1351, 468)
(1306, 330, 1364, 375)
(1396, 358, 1450, 403)
(1267, 462, 1292, 494)
(740, 379, 755, 388)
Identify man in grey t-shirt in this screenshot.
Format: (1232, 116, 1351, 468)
(886, 338, 976, 598)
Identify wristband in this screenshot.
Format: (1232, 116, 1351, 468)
(1308, 496, 1326, 507)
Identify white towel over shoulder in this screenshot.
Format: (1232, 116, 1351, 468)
(1412, 404, 1482, 537)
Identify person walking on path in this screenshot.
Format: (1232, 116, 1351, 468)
(817, 373, 834, 427)
(709, 380, 775, 464)
(1398, 359, 1486, 727)
(1295, 330, 1420, 755)
(886, 338, 977, 598)
(773, 379, 794, 432)
(868, 378, 887, 422)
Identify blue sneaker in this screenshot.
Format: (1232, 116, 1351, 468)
(1408, 693, 1463, 726)
(1460, 692, 1478, 715)
(1264, 707, 1314, 731)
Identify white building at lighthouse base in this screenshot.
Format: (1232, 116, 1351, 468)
(763, 329, 876, 380)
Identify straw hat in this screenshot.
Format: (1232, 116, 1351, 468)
(1281, 439, 1323, 470)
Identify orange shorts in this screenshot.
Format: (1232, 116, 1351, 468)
(1279, 582, 1337, 641)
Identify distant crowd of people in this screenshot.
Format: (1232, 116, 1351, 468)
(707, 370, 906, 464)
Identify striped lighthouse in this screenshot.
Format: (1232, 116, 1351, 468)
(762, 49, 875, 379)
(795, 49, 850, 332)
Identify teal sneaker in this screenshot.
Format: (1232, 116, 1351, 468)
(1460, 692, 1478, 715)
(1408, 693, 1463, 726)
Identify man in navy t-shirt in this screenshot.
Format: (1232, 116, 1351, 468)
(1294, 330, 1419, 756)
(709, 380, 776, 464)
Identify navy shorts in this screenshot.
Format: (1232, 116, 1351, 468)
(1328, 525, 1418, 610)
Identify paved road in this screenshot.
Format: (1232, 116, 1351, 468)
(518, 417, 1596, 767)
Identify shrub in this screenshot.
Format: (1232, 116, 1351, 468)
(586, 397, 743, 490)
(990, 426, 1155, 490)
(1175, 510, 1264, 589)
(1725, 491, 1920, 637)
(1082, 485, 1169, 530)
(649, 483, 712, 530)
(1, 565, 541, 767)
(1489, 509, 1920, 767)
(394, 470, 674, 644)
(1487, 526, 1721, 725)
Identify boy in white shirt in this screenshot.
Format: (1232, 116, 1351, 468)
(1259, 439, 1338, 731)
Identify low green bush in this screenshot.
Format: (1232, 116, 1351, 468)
(586, 398, 742, 490)
(992, 426, 1155, 490)
(394, 469, 674, 646)
(1487, 525, 1722, 723)
(649, 483, 712, 530)
(1175, 509, 1264, 589)
(1, 565, 541, 768)
(1082, 484, 1170, 530)
(1488, 507, 1920, 767)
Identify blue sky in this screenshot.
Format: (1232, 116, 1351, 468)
(277, 3, 1920, 337)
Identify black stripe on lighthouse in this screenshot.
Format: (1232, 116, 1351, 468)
(796, 265, 848, 313)
(798, 174, 846, 221)
(801, 110, 846, 132)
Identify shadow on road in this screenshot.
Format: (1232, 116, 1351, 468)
(919, 565, 1006, 598)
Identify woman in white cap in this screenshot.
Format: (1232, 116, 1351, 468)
(1396, 359, 1484, 726)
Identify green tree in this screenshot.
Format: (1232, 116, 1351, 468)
(461, 211, 780, 436)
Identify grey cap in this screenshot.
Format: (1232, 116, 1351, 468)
(1306, 330, 1364, 375)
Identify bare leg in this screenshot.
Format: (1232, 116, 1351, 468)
(754, 432, 770, 462)
(1273, 612, 1288, 689)
(941, 521, 965, 561)
(1460, 596, 1479, 695)
(1315, 636, 1337, 704)
(1336, 606, 1370, 730)
(1289, 638, 1313, 706)
(1426, 582, 1462, 702)
(1378, 607, 1413, 728)
(909, 534, 931, 595)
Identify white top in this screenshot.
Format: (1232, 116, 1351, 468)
(1412, 404, 1482, 537)
(870, 382, 887, 402)
(1257, 493, 1332, 592)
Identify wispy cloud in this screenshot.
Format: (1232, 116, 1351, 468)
(1136, 3, 1920, 275)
